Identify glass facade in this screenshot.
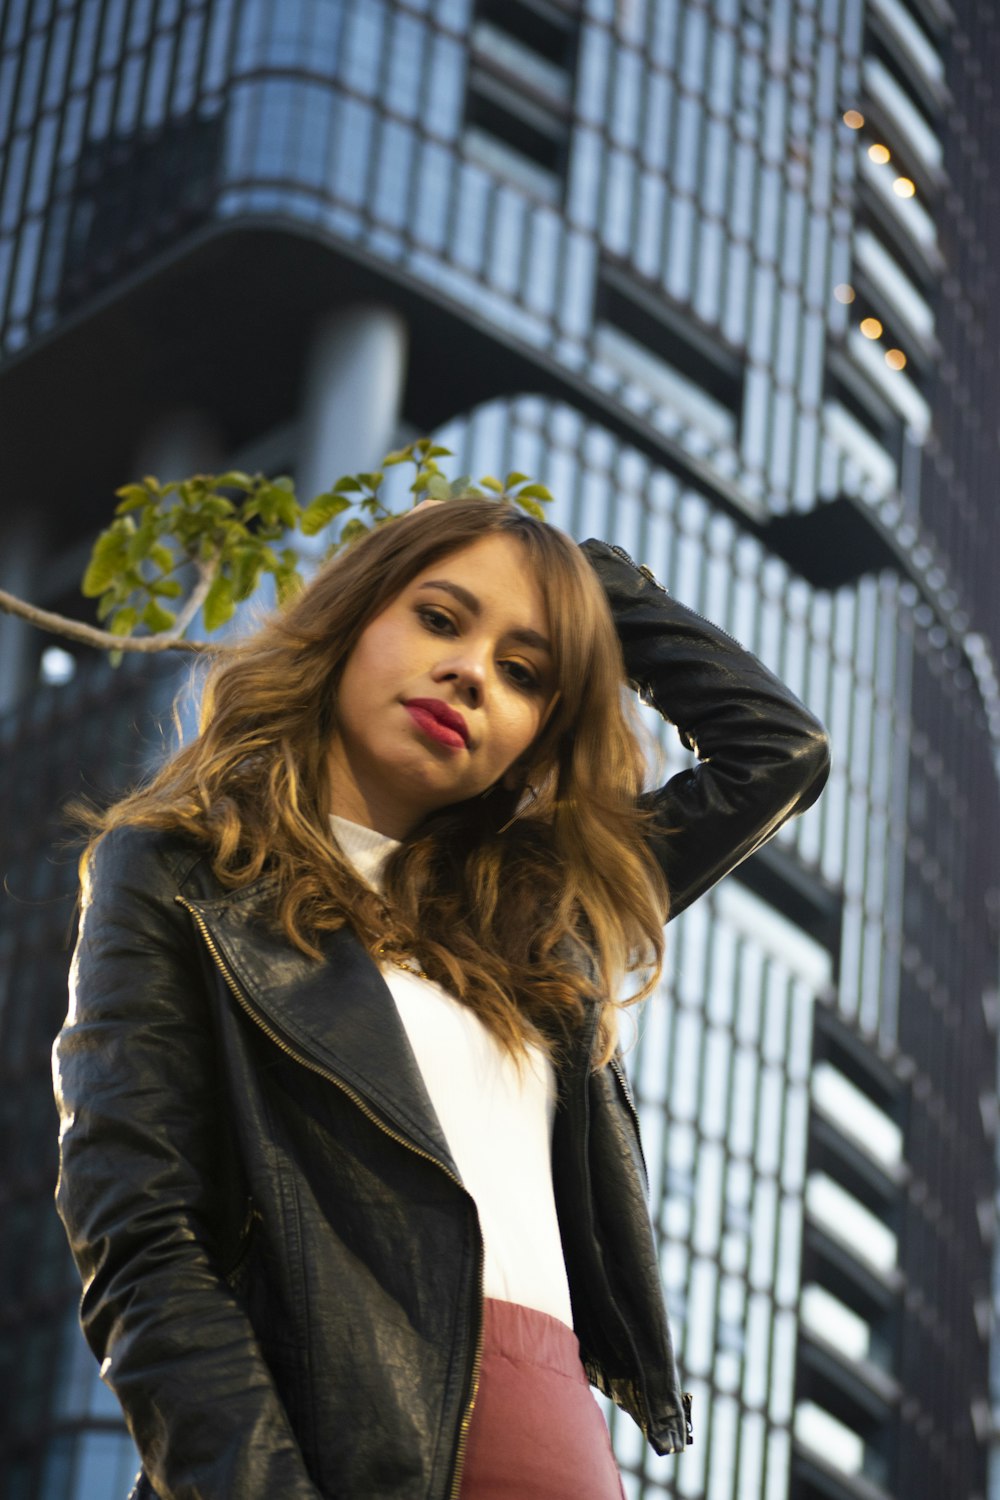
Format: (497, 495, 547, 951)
(1, 2, 997, 1498)
(0, 653, 181, 1498)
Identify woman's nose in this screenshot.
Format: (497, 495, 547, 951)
(432, 654, 486, 708)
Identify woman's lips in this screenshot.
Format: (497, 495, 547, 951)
(403, 699, 469, 750)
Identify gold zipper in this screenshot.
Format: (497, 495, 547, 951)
(176, 895, 485, 1495)
(609, 1053, 639, 1125)
(609, 1052, 648, 1178)
(449, 1256, 484, 1500)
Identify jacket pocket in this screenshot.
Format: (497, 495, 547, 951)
(223, 1197, 260, 1299)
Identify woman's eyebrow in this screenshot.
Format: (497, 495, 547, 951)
(417, 580, 551, 654)
(418, 579, 480, 614)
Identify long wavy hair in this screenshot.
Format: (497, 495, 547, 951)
(88, 498, 669, 1062)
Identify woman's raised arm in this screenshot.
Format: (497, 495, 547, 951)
(581, 540, 830, 921)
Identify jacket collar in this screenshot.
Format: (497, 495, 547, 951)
(180, 878, 461, 1180)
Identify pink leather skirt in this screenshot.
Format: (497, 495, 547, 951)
(459, 1299, 626, 1500)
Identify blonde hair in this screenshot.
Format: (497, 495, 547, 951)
(89, 499, 669, 1062)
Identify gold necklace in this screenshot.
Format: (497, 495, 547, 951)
(376, 945, 431, 982)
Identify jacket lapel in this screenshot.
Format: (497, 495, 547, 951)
(181, 885, 460, 1179)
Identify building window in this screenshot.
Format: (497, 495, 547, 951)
(463, 0, 579, 201)
(593, 258, 745, 451)
(794, 1002, 905, 1495)
(865, 0, 947, 111)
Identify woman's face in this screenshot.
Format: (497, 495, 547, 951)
(326, 533, 555, 838)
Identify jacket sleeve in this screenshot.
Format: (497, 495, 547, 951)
(582, 540, 831, 920)
(52, 827, 322, 1500)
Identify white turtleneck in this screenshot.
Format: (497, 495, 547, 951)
(330, 814, 573, 1328)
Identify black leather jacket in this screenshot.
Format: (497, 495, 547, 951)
(53, 543, 830, 1500)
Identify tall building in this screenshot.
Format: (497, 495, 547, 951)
(1, 2, 997, 1497)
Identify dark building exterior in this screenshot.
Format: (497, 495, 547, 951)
(1, 2, 998, 1498)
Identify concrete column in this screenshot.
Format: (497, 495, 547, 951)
(296, 304, 409, 502)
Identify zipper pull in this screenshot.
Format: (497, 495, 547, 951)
(607, 543, 668, 592)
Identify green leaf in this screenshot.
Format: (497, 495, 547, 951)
(82, 557, 114, 599)
(275, 568, 303, 605)
(214, 470, 255, 491)
(152, 578, 184, 598)
(96, 588, 121, 622)
(82, 527, 130, 596)
(109, 606, 139, 637)
(410, 466, 440, 493)
(513, 482, 553, 501)
(339, 518, 371, 545)
(479, 475, 504, 494)
(280, 493, 302, 527)
(261, 487, 299, 529)
(357, 471, 384, 491)
(426, 445, 454, 459)
(504, 472, 532, 490)
(449, 475, 472, 496)
(128, 515, 158, 565)
(513, 494, 546, 521)
(300, 493, 353, 536)
(150, 542, 175, 573)
(199, 496, 236, 520)
(142, 599, 176, 633)
(114, 483, 151, 513)
(230, 548, 262, 602)
(383, 447, 413, 467)
(426, 474, 451, 501)
(252, 488, 279, 526)
(203, 574, 236, 633)
(332, 475, 366, 494)
(221, 519, 250, 547)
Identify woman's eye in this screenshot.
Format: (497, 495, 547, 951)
(418, 606, 455, 634)
(502, 660, 540, 691)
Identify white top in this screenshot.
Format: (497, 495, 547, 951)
(330, 815, 573, 1327)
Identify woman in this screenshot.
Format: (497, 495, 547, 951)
(53, 497, 829, 1500)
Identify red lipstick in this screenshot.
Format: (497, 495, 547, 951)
(404, 698, 469, 750)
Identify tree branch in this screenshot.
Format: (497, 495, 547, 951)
(170, 558, 218, 640)
(0, 588, 209, 654)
